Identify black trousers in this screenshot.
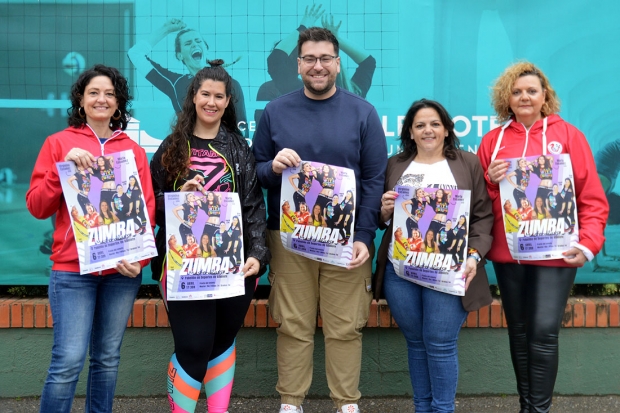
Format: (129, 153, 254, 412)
(166, 276, 256, 382)
(494, 262, 576, 413)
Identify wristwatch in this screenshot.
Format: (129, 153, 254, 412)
(468, 252, 481, 262)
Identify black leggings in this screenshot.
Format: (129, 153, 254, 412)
(338, 218, 351, 242)
(131, 204, 147, 228)
(494, 263, 576, 413)
(166, 276, 256, 382)
(178, 223, 193, 245)
(77, 193, 91, 215)
(535, 187, 552, 204)
(100, 188, 116, 209)
(405, 216, 419, 238)
(293, 191, 306, 212)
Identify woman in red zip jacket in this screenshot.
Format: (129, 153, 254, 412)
(477, 62, 608, 413)
(26, 64, 155, 413)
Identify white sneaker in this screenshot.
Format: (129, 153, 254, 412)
(279, 403, 303, 412)
(337, 404, 360, 413)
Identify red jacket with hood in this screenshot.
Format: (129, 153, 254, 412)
(26, 125, 155, 274)
(477, 114, 608, 266)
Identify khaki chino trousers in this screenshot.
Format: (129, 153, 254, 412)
(267, 230, 373, 409)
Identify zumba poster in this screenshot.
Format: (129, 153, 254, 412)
(391, 185, 471, 296)
(280, 161, 356, 268)
(164, 191, 245, 300)
(56, 150, 156, 274)
(499, 154, 578, 260)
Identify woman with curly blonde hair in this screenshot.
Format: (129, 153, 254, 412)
(477, 62, 608, 413)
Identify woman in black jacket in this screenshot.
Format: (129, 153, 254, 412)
(150, 60, 269, 413)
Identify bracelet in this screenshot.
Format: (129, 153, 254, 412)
(467, 247, 481, 262)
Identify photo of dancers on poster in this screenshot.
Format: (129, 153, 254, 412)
(164, 191, 245, 300)
(499, 154, 578, 260)
(280, 161, 356, 267)
(391, 185, 471, 296)
(56, 150, 156, 274)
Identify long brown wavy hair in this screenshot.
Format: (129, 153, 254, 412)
(161, 60, 240, 184)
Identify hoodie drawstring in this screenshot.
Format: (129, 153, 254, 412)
(490, 117, 548, 162)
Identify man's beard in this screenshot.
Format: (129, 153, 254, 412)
(302, 76, 336, 97)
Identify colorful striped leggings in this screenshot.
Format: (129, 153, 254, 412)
(164, 276, 256, 413)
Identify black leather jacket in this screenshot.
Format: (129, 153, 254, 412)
(150, 126, 270, 281)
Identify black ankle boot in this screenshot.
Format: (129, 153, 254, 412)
(529, 405, 551, 413)
(518, 395, 530, 413)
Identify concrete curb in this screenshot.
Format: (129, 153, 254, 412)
(1, 396, 620, 412)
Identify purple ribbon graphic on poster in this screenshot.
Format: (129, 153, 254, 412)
(391, 185, 471, 296)
(164, 191, 245, 300)
(499, 154, 578, 260)
(280, 161, 356, 268)
(56, 150, 157, 274)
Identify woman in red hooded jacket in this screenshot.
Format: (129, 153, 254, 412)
(477, 62, 608, 413)
(27, 64, 154, 413)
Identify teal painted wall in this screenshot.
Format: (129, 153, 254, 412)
(2, 0, 620, 286)
(2, 327, 619, 398)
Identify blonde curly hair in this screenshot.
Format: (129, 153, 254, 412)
(491, 62, 561, 124)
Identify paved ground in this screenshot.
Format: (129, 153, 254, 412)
(2, 396, 620, 412)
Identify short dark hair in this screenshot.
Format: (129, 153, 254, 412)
(67, 64, 132, 131)
(398, 99, 460, 162)
(297, 27, 339, 57)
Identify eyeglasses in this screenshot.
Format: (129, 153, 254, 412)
(299, 55, 338, 66)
